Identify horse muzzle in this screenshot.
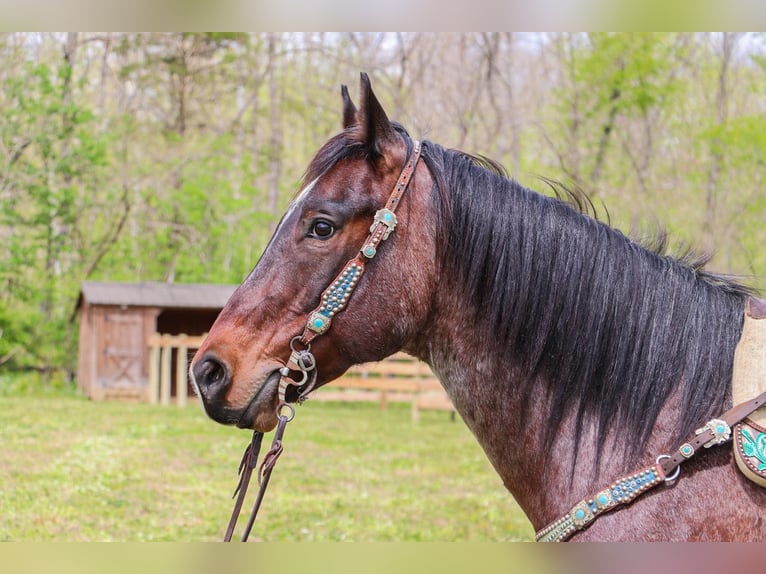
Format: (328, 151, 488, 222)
(191, 354, 282, 430)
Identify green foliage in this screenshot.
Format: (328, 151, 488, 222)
(1, 32, 765, 385)
(541, 32, 766, 288)
(700, 114, 766, 168)
(0, 303, 34, 371)
(548, 33, 685, 188)
(577, 33, 681, 117)
(1, 53, 114, 379)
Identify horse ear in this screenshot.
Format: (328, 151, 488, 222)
(357, 72, 398, 155)
(341, 84, 357, 129)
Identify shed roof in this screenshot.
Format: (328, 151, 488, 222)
(78, 281, 238, 310)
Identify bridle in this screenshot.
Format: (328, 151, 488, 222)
(223, 140, 423, 542)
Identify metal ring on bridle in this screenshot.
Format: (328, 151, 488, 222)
(290, 335, 311, 354)
(277, 403, 295, 422)
(656, 454, 681, 482)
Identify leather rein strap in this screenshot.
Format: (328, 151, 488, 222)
(536, 386, 766, 542)
(223, 140, 422, 542)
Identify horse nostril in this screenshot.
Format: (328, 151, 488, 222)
(193, 356, 230, 393)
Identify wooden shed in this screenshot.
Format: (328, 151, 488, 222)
(76, 281, 237, 403)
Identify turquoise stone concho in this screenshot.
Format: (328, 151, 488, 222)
(595, 489, 613, 510)
(679, 443, 695, 458)
(371, 208, 397, 240)
(570, 501, 594, 528)
(307, 311, 330, 335)
(696, 418, 731, 448)
(307, 262, 362, 333)
(362, 243, 377, 259)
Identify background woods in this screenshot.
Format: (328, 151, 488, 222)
(1, 32, 765, 384)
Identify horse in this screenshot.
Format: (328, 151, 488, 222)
(190, 73, 766, 541)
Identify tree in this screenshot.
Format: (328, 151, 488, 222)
(1, 32, 764, 385)
(0, 33, 115, 378)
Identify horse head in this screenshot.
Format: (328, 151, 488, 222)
(190, 73, 436, 432)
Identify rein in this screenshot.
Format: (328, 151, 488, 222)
(536, 387, 766, 542)
(222, 140, 423, 542)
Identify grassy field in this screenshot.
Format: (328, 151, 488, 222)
(0, 392, 533, 542)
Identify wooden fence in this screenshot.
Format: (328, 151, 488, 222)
(312, 353, 455, 423)
(147, 333, 206, 406)
(147, 335, 455, 422)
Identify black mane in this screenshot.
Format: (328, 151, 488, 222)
(304, 125, 752, 468)
(420, 139, 752, 466)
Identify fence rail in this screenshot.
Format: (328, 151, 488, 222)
(313, 352, 455, 422)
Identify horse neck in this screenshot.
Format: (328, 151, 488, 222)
(406, 165, 747, 528)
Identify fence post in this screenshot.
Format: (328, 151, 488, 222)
(176, 335, 188, 407)
(160, 335, 172, 406)
(149, 341, 160, 405)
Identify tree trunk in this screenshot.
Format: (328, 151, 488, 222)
(267, 33, 283, 233)
(703, 33, 737, 256)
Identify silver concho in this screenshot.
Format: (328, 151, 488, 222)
(696, 418, 731, 448)
(371, 208, 397, 240)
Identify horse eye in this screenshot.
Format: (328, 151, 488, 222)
(309, 220, 335, 239)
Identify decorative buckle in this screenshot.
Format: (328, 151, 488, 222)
(695, 418, 731, 448)
(370, 208, 397, 240)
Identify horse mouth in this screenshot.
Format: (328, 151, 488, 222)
(236, 369, 282, 429)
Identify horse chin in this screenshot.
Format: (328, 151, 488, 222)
(236, 369, 282, 431)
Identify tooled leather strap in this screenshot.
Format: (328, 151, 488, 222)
(658, 388, 766, 477)
(298, 140, 422, 347)
(224, 431, 263, 541)
(238, 415, 288, 542)
(536, 387, 766, 542)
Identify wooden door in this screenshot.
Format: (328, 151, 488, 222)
(99, 310, 144, 396)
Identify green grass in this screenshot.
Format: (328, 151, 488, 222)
(0, 393, 534, 542)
